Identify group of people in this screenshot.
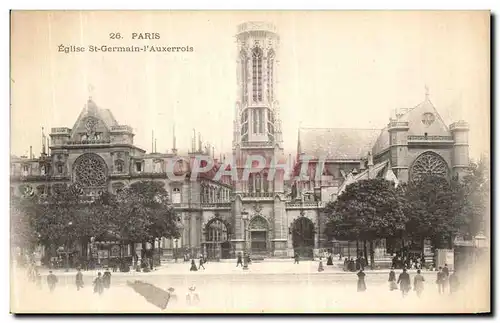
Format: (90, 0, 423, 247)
(343, 257, 368, 272)
(91, 268, 112, 295)
(392, 254, 425, 270)
(189, 257, 206, 271)
(355, 263, 460, 298)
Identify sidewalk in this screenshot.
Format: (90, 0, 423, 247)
(34, 261, 437, 277)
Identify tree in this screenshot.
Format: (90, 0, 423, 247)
(324, 179, 406, 268)
(10, 194, 39, 252)
(457, 156, 490, 238)
(109, 181, 181, 251)
(403, 175, 463, 250)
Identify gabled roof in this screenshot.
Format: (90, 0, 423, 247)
(372, 96, 451, 156)
(71, 99, 119, 134)
(298, 128, 381, 160)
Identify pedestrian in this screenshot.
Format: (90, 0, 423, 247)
(317, 260, 324, 272)
(343, 258, 348, 271)
(442, 264, 450, 292)
(103, 268, 112, 289)
(198, 257, 205, 270)
(294, 253, 300, 264)
(436, 267, 445, 294)
(46, 270, 58, 292)
(186, 285, 200, 306)
(189, 259, 198, 271)
(397, 268, 411, 298)
(236, 252, 243, 267)
(449, 271, 460, 295)
(388, 268, 398, 291)
(326, 254, 333, 266)
(357, 269, 367, 292)
(93, 272, 104, 295)
(75, 268, 84, 291)
(413, 269, 425, 297)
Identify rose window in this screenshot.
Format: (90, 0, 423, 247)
(73, 153, 108, 187)
(410, 152, 449, 182)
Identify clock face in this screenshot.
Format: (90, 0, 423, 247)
(85, 118, 98, 132)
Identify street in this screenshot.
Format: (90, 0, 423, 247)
(11, 261, 484, 313)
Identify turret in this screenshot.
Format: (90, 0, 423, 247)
(449, 120, 470, 180)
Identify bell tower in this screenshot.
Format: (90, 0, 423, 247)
(232, 21, 285, 194)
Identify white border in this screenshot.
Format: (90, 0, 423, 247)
(2, 1, 497, 323)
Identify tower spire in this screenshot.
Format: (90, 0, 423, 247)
(425, 84, 430, 100)
(41, 127, 46, 155)
(172, 123, 177, 154)
(88, 84, 94, 101)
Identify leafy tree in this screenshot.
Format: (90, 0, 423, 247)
(324, 179, 406, 267)
(457, 156, 490, 238)
(403, 175, 463, 249)
(10, 194, 39, 252)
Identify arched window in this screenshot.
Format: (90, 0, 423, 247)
(172, 187, 181, 204)
(252, 47, 263, 102)
(253, 109, 258, 133)
(259, 109, 264, 134)
(206, 219, 228, 242)
(267, 50, 275, 102)
(248, 174, 254, 193)
(240, 50, 248, 104)
(263, 174, 269, 193)
(255, 173, 262, 193)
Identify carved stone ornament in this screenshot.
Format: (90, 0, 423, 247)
(253, 203, 263, 215)
(411, 151, 448, 182)
(249, 215, 268, 231)
(421, 112, 436, 127)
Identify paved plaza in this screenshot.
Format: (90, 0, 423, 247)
(11, 262, 486, 313)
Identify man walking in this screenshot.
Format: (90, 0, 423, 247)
(236, 252, 243, 267)
(47, 271, 58, 292)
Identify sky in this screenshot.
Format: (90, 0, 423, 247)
(10, 11, 490, 160)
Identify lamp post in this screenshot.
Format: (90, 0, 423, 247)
(174, 238, 178, 263)
(65, 221, 73, 272)
(242, 211, 249, 270)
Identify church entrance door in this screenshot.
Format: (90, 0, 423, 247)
(292, 217, 315, 259)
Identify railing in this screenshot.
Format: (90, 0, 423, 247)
(111, 125, 133, 132)
(239, 192, 275, 198)
(66, 139, 111, 145)
(50, 127, 71, 134)
(388, 121, 409, 128)
(286, 202, 323, 208)
(201, 202, 232, 208)
(241, 141, 274, 147)
(407, 135, 453, 141)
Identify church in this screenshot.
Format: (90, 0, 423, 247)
(10, 21, 470, 265)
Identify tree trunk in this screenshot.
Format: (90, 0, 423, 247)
(369, 240, 375, 270)
(356, 240, 359, 257)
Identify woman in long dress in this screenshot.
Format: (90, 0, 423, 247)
(388, 268, 398, 291)
(413, 269, 425, 297)
(93, 272, 104, 295)
(357, 269, 367, 292)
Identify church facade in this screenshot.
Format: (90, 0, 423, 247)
(11, 21, 470, 263)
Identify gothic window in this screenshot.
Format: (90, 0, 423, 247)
(22, 165, 29, 176)
(248, 174, 254, 193)
(259, 109, 264, 134)
(216, 188, 221, 202)
(253, 109, 258, 133)
(263, 173, 269, 193)
(114, 160, 124, 173)
(204, 186, 209, 203)
(172, 187, 181, 204)
(36, 185, 45, 195)
(206, 219, 228, 242)
(267, 50, 275, 102)
(240, 50, 248, 104)
(153, 160, 163, 173)
(73, 153, 108, 188)
(255, 173, 262, 193)
(57, 164, 63, 174)
(410, 151, 449, 182)
(252, 47, 263, 102)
